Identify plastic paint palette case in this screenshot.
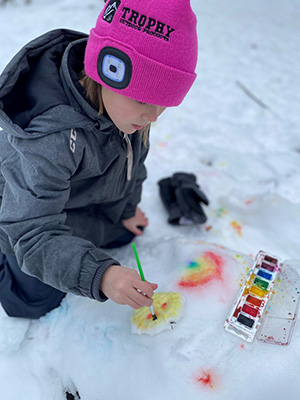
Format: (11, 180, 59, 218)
(224, 251, 300, 345)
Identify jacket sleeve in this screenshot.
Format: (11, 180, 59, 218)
(120, 131, 150, 220)
(0, 131, 119, 301)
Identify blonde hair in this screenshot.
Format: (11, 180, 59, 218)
(79, 71, 149, 145)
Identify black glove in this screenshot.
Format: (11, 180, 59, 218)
(158, 172, 209, 225)
(157, 177, 182, 224)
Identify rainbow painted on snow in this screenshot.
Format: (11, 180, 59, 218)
(178, 251, 224, 288)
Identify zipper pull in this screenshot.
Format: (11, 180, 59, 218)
(123, 133, 133, 181)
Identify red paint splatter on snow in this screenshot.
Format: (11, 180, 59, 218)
(161, 302, 168, 310)
(146, 313, 153, 320)
(240, 344, 245, 349)
(195, 370, 215, 389)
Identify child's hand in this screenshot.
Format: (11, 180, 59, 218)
(100, 265, 158, 309)
(121, 207, 148, 236)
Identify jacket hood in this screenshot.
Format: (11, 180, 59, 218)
(0, 29, 113, 139)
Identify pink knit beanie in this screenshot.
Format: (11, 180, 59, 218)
(84, 0, 198, 107)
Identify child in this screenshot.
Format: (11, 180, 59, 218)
(0, 0, 198, 319)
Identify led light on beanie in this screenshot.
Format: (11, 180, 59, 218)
(98, 47, 132, 89)
(84, 0, 198, 107)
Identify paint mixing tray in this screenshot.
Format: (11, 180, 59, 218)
(257, 260, 300, 345)
(224, 251, 300, 345)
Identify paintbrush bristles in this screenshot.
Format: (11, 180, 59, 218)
(150, 305, 157, 321)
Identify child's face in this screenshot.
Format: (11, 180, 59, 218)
(102, 86, 166, 134)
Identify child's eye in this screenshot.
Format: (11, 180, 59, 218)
(137, 100, 146, 105)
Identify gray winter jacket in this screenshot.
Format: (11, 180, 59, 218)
(0, 29, 149, 301)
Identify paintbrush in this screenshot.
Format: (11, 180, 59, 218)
(132, 242, 157, 321)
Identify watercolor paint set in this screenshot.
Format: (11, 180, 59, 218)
(224, 251, 300, 345)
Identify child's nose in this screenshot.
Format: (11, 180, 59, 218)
(142, 105, 165, 123)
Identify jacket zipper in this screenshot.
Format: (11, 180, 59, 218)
(123, 133, 133, 181)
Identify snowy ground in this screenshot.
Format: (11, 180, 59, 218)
(1, 0, 300, 399)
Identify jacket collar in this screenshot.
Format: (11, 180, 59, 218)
(60, 38, 114, 132)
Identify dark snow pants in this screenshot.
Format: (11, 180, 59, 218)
(0, 221, 139, 319)
(0, 252, 66, 319)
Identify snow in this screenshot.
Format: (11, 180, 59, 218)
(1, 0, 300, 399)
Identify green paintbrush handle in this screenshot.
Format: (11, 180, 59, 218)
(132, 243, 157, 321)
(132, 242, 145, 281)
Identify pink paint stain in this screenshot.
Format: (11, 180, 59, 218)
(158, 141, 168, 147)
(245, 199, 255, 205)
(178, 251, 224, 289)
